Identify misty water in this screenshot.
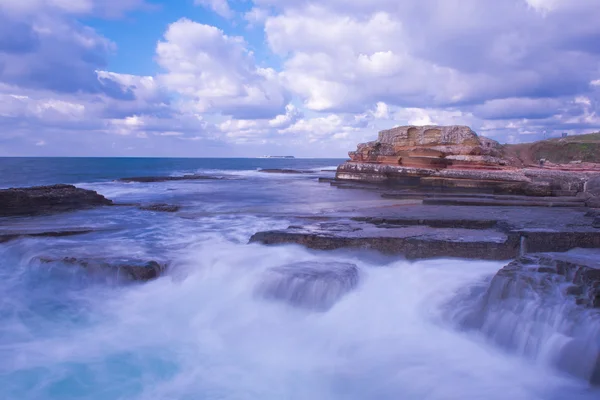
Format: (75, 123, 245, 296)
(0, 158, 598, 399)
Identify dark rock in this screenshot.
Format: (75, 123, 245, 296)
(450, 252, 600, 385)
(587, 175, 600, 196)
(595, 218, 600, 228)
(258, 169, 313, 174)
(423, 197, 584, 208)
(352, 216, 498, 230)
(139, 203, 181, 212)
(36, 257, 167, 282)
(584, 210, 600, 218)
(0, 228, 96, 243)
(250, 225, 518, 260)
(588, 196, 600, 208)
(118, 175, 226, 183)
(256, 261, 359, 311)
(0, 184, 112, 217)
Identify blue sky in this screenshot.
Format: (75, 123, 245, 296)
(0, 0, 599, 157)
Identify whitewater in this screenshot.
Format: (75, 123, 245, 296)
(0, 157, 597, 399)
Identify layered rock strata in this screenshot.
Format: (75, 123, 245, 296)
(250, 205, 600, 260)
(339, 125, 600, 197)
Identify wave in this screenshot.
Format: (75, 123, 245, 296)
(0, 239, 595, 399)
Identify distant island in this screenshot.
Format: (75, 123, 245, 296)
(258, 156, 295, 159)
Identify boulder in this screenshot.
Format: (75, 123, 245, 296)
(36, 257, 167, 282)
(587, 175, 600, 196)
(255, 261, 359, 311)
(0, 184, 112, 217)
(588, 197, 600, 208)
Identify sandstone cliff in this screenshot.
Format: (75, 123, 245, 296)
(338, 125, 600, 198)
(349, 125, 507, 169)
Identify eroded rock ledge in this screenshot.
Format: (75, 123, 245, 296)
(250, 205, 600, 260)
(0, 184, 113, 217)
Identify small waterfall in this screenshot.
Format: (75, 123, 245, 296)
(449, 255, 600, 384)
(255, 261, 360, 311)
(519, 236, 527, 257)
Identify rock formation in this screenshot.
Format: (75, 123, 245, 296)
(0, 184, 113, 217)
(349, 125, 506, 169)
(139, 203, 181, 212)
(339, 125, 600, 197)
(36, 256, 167, 282)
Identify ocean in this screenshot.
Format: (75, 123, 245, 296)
(0, 157, 597, 400)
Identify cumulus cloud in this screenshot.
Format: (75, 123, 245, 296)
(2, 0, 600, 156)
(194, 0, 233, 18)
(156, 18, 288, 119)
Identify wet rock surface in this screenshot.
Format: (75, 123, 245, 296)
(251, 205, 600, 260)
(139, 203, 181, 212)
(256, 261, 359, 311)
(0, 184, 113, 217)
(36, 256, 167, 282)
(0, 228, 97, 243)
(450, 251, 600, 384)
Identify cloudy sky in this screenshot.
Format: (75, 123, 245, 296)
(0, 0, 599, 157)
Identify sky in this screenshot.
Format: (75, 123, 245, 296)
(0, 0, 599, 157)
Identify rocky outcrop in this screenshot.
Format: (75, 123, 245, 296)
(0, 184, 112, 217)
(349, 125, 505, 168)
(250, 205, 600, 260)
(139, 203, 181, 212)
(255, 261, 359, 311)
(36, 257, 167, 282)
(339, 125, 599, 197)
(450, 252, 600, 384)
(0, 228, 96, 243)
(586, 175, 600, 208)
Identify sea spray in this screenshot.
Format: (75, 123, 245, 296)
(448, 254, 600, 384)
(0, 240, 596, 399)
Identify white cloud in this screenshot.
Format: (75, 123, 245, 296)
(156, 18, 288, 119)
(525, 0, 562, 13)
(194, 0, 233, 18)
(2, 0, 600, 156)
(245, 7, 270, 26)
(373, 102, 389, 119)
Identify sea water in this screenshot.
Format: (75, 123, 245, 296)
(0, 158, 597, 400)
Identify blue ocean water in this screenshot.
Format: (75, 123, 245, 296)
(0, 158, 597, 400)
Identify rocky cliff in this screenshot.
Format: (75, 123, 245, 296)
(349, 125, 507, 169)
(338, 125, 600, 199)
